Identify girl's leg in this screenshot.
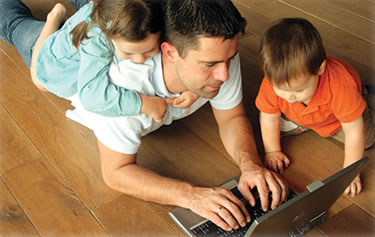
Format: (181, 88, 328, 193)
(31, 3, 66, 91)
(0, 0, 44, 67)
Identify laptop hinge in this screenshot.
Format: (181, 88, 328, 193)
(306, 180, 324, 192)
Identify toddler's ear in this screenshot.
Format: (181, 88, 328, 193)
(318, 60, 327, 75)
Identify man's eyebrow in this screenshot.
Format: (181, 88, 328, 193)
(199, 51, 238, 64)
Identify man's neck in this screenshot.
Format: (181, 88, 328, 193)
(161, 53, 187, 95)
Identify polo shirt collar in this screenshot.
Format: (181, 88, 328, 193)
(300, 69, 331, 115)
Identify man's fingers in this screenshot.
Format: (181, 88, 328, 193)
(266, 176, 281, 210)
(274, 173, 288, 202)
(207, 211, 231, 231)
(253, 179, 270, 212)
(215, 206, 239, 230)
(224, 194, 250, 227)
(238, 184, 256, 207)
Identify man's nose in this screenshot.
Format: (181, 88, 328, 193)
(213, 62, 230, 82)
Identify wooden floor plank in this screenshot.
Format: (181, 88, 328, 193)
(279, 0, 375, 44)
(93, 195, 184, 237)
(3, 159, 107, 236)
(330, 0, 375, 22)
(0, 177, 39, 236)
(0, 0, 374, 235)
(0, 103, 42, 174)
(318, 204, 375, 236)
(144, 121, 240, 188)
(0, 45, 119, 210)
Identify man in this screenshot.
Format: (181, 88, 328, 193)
(66, 0, 289, 232)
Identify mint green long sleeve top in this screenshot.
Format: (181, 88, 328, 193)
(36, 2, 142, 116)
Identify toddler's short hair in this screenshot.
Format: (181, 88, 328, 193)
(259, 18, 326, 86)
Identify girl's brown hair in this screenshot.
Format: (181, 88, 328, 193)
(259, 18, 326, 86)
(70, 0, 163, 53)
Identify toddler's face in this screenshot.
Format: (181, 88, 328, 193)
(112, 33, 160, 63)
(272, 73, 319, 105)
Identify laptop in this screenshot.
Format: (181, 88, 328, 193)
(169, 156, 369, 237)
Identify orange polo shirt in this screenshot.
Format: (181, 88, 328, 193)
(255, 56, 366, 137)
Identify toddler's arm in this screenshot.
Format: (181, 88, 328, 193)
(260, 112, 291, 173)
(341, 115, 365, 196)
(172, 91, 200, 109)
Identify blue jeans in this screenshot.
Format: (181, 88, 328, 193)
(0, 0, 89, 68)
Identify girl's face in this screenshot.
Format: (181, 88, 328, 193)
(112, 33, 160, 63)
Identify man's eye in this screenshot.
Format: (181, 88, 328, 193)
(205, 63, 215, 67)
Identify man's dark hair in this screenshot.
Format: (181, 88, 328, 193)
(163, 0, 247, 57)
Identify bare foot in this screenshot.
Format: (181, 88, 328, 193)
(46, 3, 67, 27)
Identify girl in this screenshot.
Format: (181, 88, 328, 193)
(0, 0, 198, 122)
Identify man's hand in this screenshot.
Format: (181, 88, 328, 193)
(264, 151, 291, 174)
(140, 95, 175, 122)
(238, 164, 288, 212)
(188, 187, 250, 232)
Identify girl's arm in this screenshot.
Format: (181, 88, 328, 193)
(77, 29, 144, 117)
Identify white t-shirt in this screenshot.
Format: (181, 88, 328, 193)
(66, 52, 243, 154)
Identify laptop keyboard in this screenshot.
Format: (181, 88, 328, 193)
(190, 187, 297, 237)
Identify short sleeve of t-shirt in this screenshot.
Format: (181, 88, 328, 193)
(329, 62, 366, 123)
(209, 53, 243, 110)
(255, 78, 280, 114)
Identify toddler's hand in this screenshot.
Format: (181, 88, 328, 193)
(344, 175, 362, 197)
(172, 91, 199, 109)
(140, 95, 174, 122)
(264, 151, 291, 174)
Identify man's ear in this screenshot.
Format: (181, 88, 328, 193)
(318, 59, 327, 75)
(161, 41, 179, 63)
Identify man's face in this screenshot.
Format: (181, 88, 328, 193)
(173, 34, 239, 98)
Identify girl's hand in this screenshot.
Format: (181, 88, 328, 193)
(140, 95, 174, 122)
(264, 151, 291, 174)
(172, 91, 199, 109)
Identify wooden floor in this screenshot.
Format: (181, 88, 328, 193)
(0, 0, 374, 236)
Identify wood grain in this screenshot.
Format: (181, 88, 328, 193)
(0, 0, 373, 236)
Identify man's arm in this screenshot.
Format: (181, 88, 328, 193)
(97, 140, 250, 231)
(212, 101, 288, 211)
